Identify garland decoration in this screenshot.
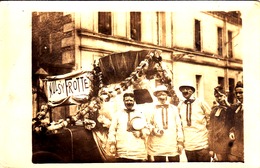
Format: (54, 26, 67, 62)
(154, 61, 180, 106)
(93, 49, 180, 106)
(32, 50, 180, 134)
(92, 60, 104, 96)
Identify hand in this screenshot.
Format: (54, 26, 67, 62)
(109, 144, 116, 155)
(220, 95, 230, 107)
(141, 128, 150, 139)
(223, 98, 230, 107)
(153, 128, 164, 136)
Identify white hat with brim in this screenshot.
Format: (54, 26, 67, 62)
(153, 85, 169, 96)
(179, 82, 195, 93)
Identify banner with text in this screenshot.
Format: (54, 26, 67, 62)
(44, 70, 93, 107)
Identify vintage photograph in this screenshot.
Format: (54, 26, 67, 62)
(2, 1, 260, 168)
(31, 11, 244, 163)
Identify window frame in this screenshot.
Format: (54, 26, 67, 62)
(196, 75, 202, 98)
(130, 12, 141, 41)
(218, 76, 225, 88)
(227, 30, 233, 58)
(98, 12, 112, 35)
(157, 12, 166, 46)
(217, 27, 223, 56)
(194, 19, 201, 51)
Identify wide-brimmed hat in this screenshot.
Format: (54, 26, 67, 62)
(235, 81, 243, 88)
(214, 85, 225, 95)
(153, 85, 169, 96)
(179, 81, 195, 93)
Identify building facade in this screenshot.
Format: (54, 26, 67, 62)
(32, 11, 243, 118)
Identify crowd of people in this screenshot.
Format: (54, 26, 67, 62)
(32, 80, 244, 163)
(107, 81, 244, 163)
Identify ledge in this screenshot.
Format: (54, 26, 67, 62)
(77, 28, 243, 68)
(77, 28, 177, 53)
(179, 57, 243, 71)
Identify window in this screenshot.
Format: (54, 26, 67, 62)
(39, 36, 50, 56)
(98, 12, 111, 35)
(157, 12, 166, 46)
(218, 77, 224, 88)
(228, 31, 233, 58)
(194, 19, 201, 51)
(196, 75, 202, 98)
(217, 27, 223, 56)
(130, 12, 141, 41)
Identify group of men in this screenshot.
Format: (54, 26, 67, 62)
(107, 81, 244, 163)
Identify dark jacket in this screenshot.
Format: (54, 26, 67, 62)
(208, 105, 231, 154)
(228, 103, 244, 158)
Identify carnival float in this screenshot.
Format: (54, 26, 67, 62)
(32, 49, 179, 163)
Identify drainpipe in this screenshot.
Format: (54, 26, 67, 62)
(79, 13, 82, 69)
(223, 15, 228, 93)
(156, 12, 159, 45)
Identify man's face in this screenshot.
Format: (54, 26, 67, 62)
(156, 91, 168, 104)
(214, 93, 226, 105)
(180, 86, 194, 99)
(235, 87, 243, 103)
(124, 96, 135, 110)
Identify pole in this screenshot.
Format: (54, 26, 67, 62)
(223, 15, 229, 93)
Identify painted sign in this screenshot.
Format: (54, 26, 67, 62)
(44, 70, 93, 107)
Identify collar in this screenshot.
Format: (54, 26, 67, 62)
(156, 104, 169, 108)
(124, 109, 135, 113)
(218, 105, 228, 110)
(184, 98, 195, 104)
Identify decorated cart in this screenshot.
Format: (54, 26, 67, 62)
(32, 49, 179, 163)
